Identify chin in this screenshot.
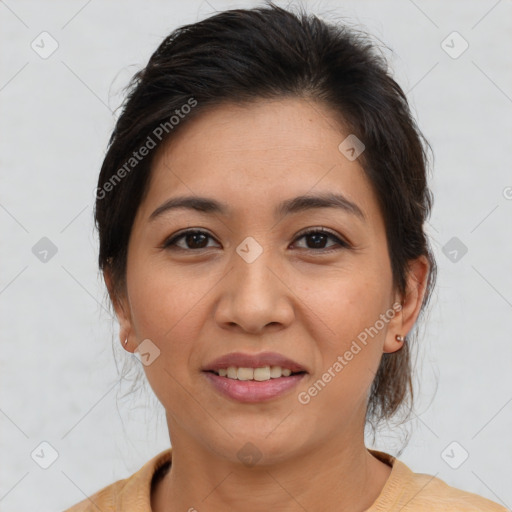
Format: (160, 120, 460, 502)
(204, 425, 311, 468)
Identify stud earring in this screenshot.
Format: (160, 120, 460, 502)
(395, 334, 404, 342)
(124, 338, 128, 345)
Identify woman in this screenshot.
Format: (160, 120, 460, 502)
(64, 3, 507, 511)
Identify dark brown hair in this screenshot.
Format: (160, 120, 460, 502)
(95, 2, 437, 429)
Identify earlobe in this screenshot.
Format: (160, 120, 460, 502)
(383, 255, 430, 354)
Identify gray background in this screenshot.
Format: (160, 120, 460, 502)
(1, 0, 511, 510)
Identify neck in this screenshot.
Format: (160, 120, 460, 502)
(152, 426, 392, 512)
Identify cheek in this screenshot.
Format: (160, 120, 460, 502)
(125, 265, 208, 410)
(306, 269, 392, 396)
(313, 264, 392, 338)
(126, 260, 206, 364)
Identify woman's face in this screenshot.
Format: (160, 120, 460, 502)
(111, 98, 426, 464)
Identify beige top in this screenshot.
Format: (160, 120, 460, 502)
(63, 448, 508, 511)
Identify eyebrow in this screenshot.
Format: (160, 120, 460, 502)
(149, 192, 366, 222)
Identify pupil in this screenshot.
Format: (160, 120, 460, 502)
(187, 233, 207, 248)
(308, 233, 326, 248)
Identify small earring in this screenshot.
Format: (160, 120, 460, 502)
(395, 334, 404, 342)
(124, 338, 128, 345)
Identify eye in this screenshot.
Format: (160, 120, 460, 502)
(162, 227, 350, 252)
(162, 229, 219, 251)
(293, 227, 350, 252)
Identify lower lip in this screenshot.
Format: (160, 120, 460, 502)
(203, 371, 306, 403)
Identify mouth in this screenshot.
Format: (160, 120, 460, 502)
(202, 352, 308, 402)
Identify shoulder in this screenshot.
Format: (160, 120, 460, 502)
(369, 450, 509, 512)
(62, 478, 127, 512)
(62, 449, 172, 512)
(397, 468, 509, 512)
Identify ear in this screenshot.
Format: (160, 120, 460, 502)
(103, 268, 134, 352)
(383, 255, 430, 354)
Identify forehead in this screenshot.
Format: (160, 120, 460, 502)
(139, 98, 380, 225)
(159, 98, 349, 167)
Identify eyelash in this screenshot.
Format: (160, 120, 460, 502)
(161, 227, 350, 253)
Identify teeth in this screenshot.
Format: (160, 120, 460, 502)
(214, 366, 297, 381)
(254, 366, 270, 381)
(270, 366, 282, 378)
(237, 367, 253, 381)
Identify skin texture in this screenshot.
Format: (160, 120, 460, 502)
(105, 98, 429, 512)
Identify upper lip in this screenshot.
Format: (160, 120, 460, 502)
(202, 351, 307, 373)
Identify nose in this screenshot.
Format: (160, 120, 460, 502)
(214, 244, 295, 334)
